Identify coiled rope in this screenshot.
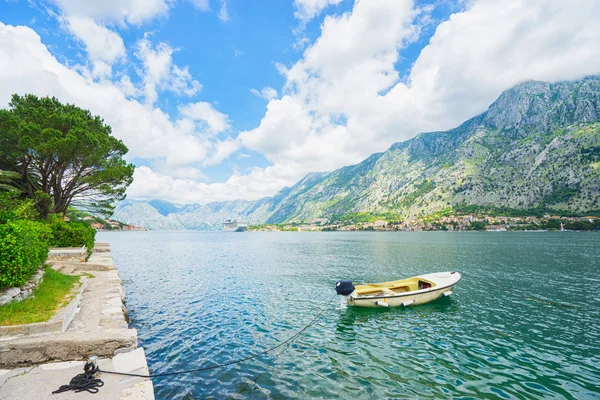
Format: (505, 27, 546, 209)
(52, 361, 104, 394)
(53, 294, 336, 394)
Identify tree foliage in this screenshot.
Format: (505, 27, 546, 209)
(0, 169, 20, 192)
(0, 94, 134, 218)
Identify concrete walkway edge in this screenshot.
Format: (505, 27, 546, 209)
(0, 243, 154, 399)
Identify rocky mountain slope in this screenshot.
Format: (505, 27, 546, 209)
(114, 76, 600, 230)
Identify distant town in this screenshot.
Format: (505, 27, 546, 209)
(249, 213, 600, 232)
(86, 218, 146, 232)
(66, 210, 146, 231)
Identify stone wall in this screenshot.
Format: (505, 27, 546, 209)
(0, 269, 45, 306)
(47, 246, 87, 262)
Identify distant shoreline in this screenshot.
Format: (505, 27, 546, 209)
(100, 229, 599, 233)
(245, 230, 596, 233)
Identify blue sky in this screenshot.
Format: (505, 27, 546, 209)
(1, 0, 599, 204)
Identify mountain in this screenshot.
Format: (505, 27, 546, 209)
(113, 200, 186, 230)
(114, 76, 600, 230)
(147, 199, 181, 216)
(113, 198, 273, 230)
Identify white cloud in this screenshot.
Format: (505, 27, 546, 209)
(292, 36, 311, 51)
(135, 37, 172, 103)
(127, 164, 299, 203)
(188, 0, 210, 12)
(63, 15, 125, 73)
(135, 38, 172, 83)
(218, 0, 230, 22)
(51, 0, 227, 88)
(170, 65, 203, 96)
(50, 1, 166, 81)
(240, 0, 416, 167)
(134, 36, 202, 104)
(52, 0, 170, 25)
(117, 75, 141, 97)
(178, 101, 231, 134)
(294, 0, 344, 24)
(89, 60, 112, 79)
(204, 138, 240, 166)
(250, 86, 278, 100)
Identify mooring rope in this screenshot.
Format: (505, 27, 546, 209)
(52, 361, 104, 394)
(101, 293, 336, 378)
(53, 293, 336, 394)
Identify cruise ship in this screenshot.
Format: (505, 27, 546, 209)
(222, 219, 248, 232)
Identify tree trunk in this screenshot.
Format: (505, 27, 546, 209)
(34, 192, 52, 220)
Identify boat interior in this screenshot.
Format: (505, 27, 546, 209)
(353, 277, 435, 297)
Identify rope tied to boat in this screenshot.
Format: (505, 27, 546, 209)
(52, 293, 336, 394)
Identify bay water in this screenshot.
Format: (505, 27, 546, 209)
(98, 231, 600, 399)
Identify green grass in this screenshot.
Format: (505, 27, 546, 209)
(0, 268, 79, 326)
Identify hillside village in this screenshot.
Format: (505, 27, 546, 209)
(66, 213, 145, 231)
(87, 218, 146, 231)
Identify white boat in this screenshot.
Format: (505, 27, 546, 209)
(222, 219, 248, 232)
(336, 271, 462, 308)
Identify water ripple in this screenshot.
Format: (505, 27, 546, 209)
(99, 231, 600, 399)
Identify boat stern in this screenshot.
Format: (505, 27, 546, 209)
(335, 280, 355, 309)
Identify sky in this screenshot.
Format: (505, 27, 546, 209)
(1, 0, 600, 205)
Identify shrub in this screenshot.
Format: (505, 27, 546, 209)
(0, 220, 51, 289)
(0, 192, 38, 224)
(48, 218, 96, 257)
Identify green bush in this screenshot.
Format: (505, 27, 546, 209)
(0, 192, 38, 224)
(0, 220, 51, 289)
(48, 218, 96, 258)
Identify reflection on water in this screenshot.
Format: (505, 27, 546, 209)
(99, 231, 600, 399)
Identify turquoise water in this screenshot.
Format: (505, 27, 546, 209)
(98, 231, 600, 399)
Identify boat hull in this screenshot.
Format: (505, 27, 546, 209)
(347, 271, 461, 308)
(222, 226, 247, 232)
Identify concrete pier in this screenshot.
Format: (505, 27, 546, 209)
(0, 243, 154, 399)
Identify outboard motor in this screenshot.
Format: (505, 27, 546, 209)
(336, 280, 355, 310)
(335, 280, 355, 296)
